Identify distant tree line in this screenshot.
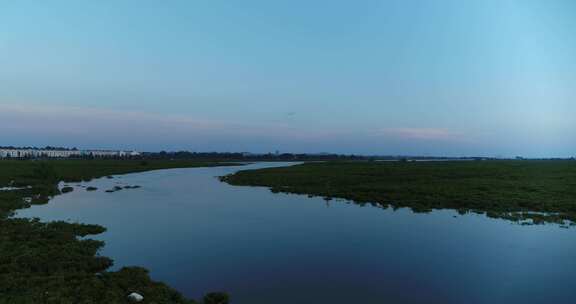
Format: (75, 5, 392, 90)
(139, 151, 520, 161)
(140, 151, 369, 161)
(2, 146, 573, 161)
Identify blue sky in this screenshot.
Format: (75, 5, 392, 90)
(1, 1, 575, 157)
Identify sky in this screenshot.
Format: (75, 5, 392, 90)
(1, 0, 575, 157)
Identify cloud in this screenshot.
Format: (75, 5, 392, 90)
(377, 128, 463, 141)
(0, 103, 482, 154)
(0, 103, 347, 144)
(0, 103, 223, 129)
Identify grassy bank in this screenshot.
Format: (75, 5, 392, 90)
(222, 160, 576, 225)
(0, 159, 237, 304)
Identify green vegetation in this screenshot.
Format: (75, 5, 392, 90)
(0, 159, 236, 303)
(222, 160, 576, 225)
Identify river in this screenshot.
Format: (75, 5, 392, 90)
(16, 162, 576, 304)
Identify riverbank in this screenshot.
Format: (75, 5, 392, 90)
(221, 160, 576, 225)
(0, 159, 238, 303)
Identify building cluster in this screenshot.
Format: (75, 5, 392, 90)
(0, 148, 140, 159)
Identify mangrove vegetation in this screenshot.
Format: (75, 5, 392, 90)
(0, 159, 236, 303)
(222, 160, 576, 225)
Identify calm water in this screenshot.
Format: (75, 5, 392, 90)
(16, 162, 576, 304)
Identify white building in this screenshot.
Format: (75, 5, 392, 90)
(0, 148, 140, 159)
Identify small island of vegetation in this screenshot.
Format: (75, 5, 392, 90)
(61, 186, 74, 193)
(222, 160, 576, 225)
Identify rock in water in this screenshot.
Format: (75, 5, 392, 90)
(128, 292, 144, 302)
